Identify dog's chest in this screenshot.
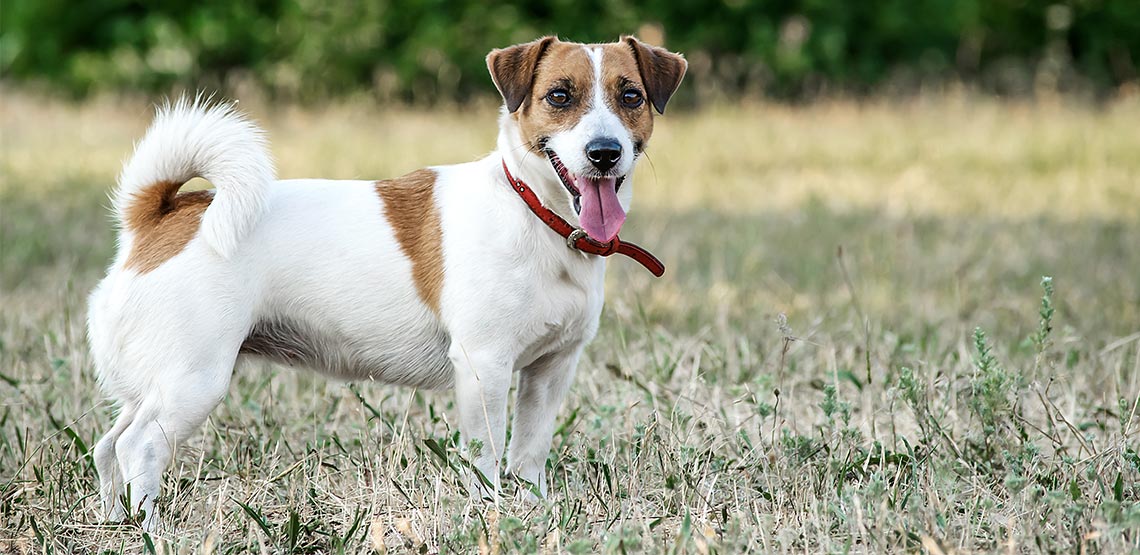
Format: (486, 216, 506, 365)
(513, 260, 605, 368)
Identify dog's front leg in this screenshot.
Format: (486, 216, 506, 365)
(449, 342, 512, 498)
(506, 345, 582, 500)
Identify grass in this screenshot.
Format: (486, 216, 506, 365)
(2, 90, 1139, 553)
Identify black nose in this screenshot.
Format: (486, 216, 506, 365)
(585, 138, 622, 173)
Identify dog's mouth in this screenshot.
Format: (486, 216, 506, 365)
(545, 149, 627, 243)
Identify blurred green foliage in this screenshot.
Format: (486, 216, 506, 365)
(2, 0, 1138, 102)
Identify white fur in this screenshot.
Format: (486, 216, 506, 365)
(90, 47, 647, 531)
(115, 97, 274, 259)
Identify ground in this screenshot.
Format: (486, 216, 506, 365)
(1, 92, 1138, 553)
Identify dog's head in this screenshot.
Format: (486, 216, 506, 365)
(488, 36, 686, 243)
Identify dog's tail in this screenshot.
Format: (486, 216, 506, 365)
(114, 95, 275, 259)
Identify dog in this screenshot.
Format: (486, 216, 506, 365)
(88, 35, 686, 530)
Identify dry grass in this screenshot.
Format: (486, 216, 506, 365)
(1, 90, 1139, 553)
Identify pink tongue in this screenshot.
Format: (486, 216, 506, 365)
(577, 176, 625, 242)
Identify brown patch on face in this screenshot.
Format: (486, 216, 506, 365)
(487, 36, 556, 113)
(499, 37, 686, 157)
(123, 181, 214, 273)
(514, 41, 597, 153)
(622, 36, 688, 115)
(600, 43, 656, 152)
(375, 169, 444, 313)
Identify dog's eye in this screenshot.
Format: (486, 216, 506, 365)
(621, 89, 644, 108)
(546, 89, 572, 108)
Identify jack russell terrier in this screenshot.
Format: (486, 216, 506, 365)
(88, 35, 686, 530)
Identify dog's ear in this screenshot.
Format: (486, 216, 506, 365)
(623, 36, 687, 114)
(487, 36, 557, 113)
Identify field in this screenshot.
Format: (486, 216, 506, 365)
(2, 91, 1139, 553)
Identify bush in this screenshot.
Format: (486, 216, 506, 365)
(2, 0, 1138, 102)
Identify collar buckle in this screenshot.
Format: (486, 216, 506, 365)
(566, 228, 588, 250)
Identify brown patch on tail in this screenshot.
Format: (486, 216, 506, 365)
(123, 181, 214, 273)
(375, 169, 444, 313)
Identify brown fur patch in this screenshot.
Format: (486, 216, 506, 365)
(486, 36, 556, 113)
(515, 42, 596, 150)
(622, 36, 688, 115)
(601, 43, 656, 151)
(375, 169, 444, 313)
(123, 181, 214, 273)
(508, 39, 684, 156)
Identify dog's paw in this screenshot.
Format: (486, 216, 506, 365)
(463, 468, 500, 502)
(509, 473, 546, 505)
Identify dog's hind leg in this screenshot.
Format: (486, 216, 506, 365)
(113, 354, 236, 531)
(94, 404, 137, 520)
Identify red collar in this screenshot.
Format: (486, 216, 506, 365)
(501, 159, 665, 277)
